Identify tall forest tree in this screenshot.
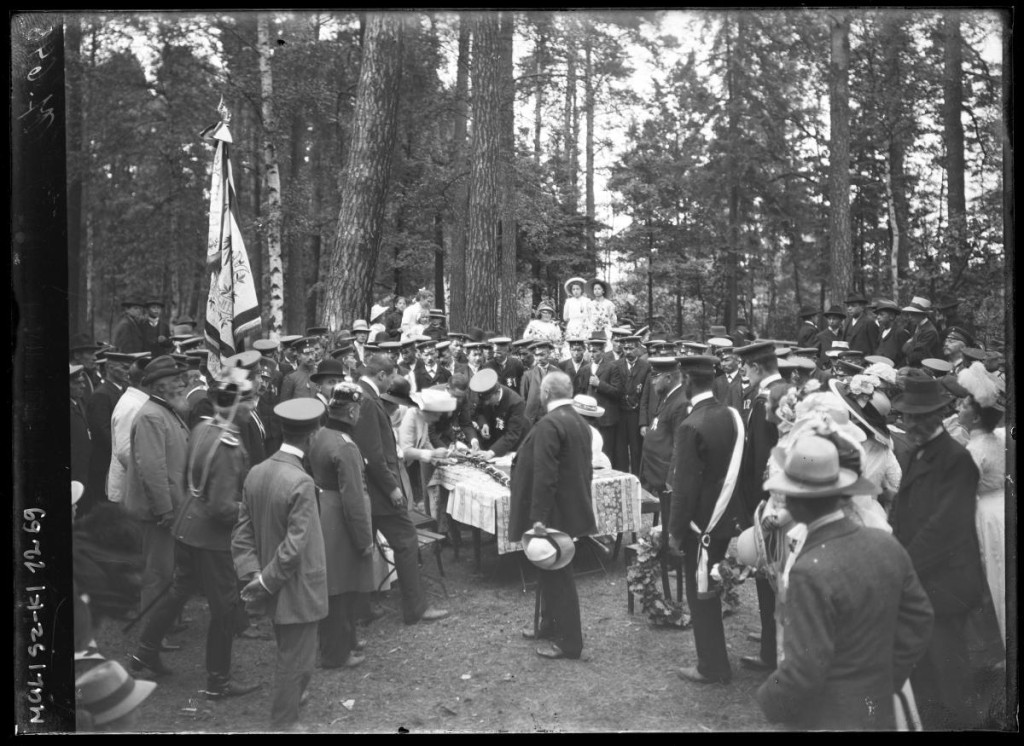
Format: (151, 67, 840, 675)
(257, 13, 285, 338)
(320, 12, 404, 326)
(827, 11, 853, 305)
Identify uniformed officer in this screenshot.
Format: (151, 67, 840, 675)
(485, 336, 526, 392)
(469, 368, 529, 459)
(280, 337, 320, 401)
(638, 357, 688, 526)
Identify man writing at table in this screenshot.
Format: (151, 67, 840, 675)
(508, 371, 596, 660)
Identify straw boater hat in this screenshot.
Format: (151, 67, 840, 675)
(563, 276, 587, 295)
(521, 528, 576, 570)
(571, 394, 605, 419)
(351, 319, 370, 333)
(763, 434, 880, 499)
(901, 296, 932, 314)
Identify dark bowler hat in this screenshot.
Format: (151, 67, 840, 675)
(141, 355, 188, 386)
(466, 327, 487, 342)
(145, 299, 165, 307)
(891, 375, 953, 414)
(844, 292, 868, 305)
(274, 398, 326, 435)
(733, 340, 776, 363)
(648, 356, 679, 373)
(798, 305, 818, 318)
(872, 298, 900, 314)
(310, 358, 348, 383)
(469, 368, 500, 396)
(823, 304, 846, 318)
(676, 355, 717, 375)
(381, 377, 415, 407)
(121, 300, 146, 308)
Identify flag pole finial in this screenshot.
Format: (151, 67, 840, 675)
(217, 96, 231, 125)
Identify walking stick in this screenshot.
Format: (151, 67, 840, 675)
(121, 579, 175, 633)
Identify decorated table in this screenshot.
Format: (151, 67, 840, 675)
(427, 459, 643, 556)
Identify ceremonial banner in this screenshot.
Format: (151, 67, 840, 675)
(203, 105, 260, 369)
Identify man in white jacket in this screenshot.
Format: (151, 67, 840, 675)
(107, 354, 151, 503)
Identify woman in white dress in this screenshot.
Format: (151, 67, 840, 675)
(562, 277, 592, 343)
(956, 361, 1007, 641)
(588, 279, 617, 345)
(523, 301, 564, 351)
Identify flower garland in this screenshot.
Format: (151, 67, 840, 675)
(711, 555, 752, 617)
(456, 456, 510, 487)
(625, 532, 691, 629)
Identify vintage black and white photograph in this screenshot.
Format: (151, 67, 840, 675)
(11, 7, 1014, 734)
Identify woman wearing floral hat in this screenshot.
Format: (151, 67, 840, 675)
(523, 301, 564, 352)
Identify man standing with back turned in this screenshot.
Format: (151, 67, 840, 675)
(508, 371, 596, 661)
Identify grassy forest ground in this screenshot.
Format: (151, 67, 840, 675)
(96, 528, 1010, 734)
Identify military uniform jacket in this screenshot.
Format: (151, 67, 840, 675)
(639, 385, 688, 492)
(71, 397, 92, 486)
(310, 422, 375, 594)
(737, 376, 789, 520)
(521, 362, 560, 425)
(558, 358, 591, 398)
(280, 368, 319, 401)
(874, 324, 911, 368)
(352, 380, 405, 516)
(125, 397, 190, 522)
(756, 517, 934, 730)
(843, 313, 881, 356)
(474, 385, 529, 456)
(892, 430, 985, 616)
(712, 371, 745, 411)
(668, 396, 741, 542)
(232, 449, 328, 625)
(507, 403, 596, 542)
(902, 319, 942, 367)
(111, 313, 144, 354)
(587, 356, 624, 427)
(796, 321, 820, 349)
(617, 356, 651, 414)
(485, 356, 526, 392)
(174, 419, 249, 551)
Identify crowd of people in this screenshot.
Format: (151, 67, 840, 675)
(69, 282, 1008, 731)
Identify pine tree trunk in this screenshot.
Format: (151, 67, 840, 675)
(465, 13, 501, 332)
(533, 29, 544, 164)
(498, 11, 517, 334)
(447, 15, 471, 331)
(827, 12, 853, 306)
(563, 16, 578, 214)
(257, 13, 285, 338)
(321, 13, 404, 328)
(943, 15, 967, 289)
(584, 24, 596, 257)
(724, 16, 740, 330)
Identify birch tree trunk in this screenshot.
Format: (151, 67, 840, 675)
(884, 147, 900, 298)
(257, 13, 285, 339)
(321, 12, 404, 327)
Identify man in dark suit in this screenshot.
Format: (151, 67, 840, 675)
(82, 350, 132, 517)
(756, 434, 934, 729)
(586, 336, 625, 470)
(871, 298, 911, 368)
(890, 376, 985, 729)
(468, 368, 529, 458)
(70, 334, 105, 397)
(900, 297, 943, 367)
(795, 306, 820, 348)
(413, 339, 451, 391)
(638, 357, 687, 526)
(734, 341, 790, 672)
(842, 292, 880, 356)
(141, 300, 174, 358)
(70, 364, 93, 494)
(711, 349, 745, 411)
(484, 336, 526, 392)
(508, 371, 596, 660)
(815, 305, 846, 363)
(670, 356, 745, 686)
(558, 337, 590, 396)
(111, 300, 146, 354)
(615, 335, 651, 476)
(231, 398, 327, 729)
(521, 340, 560, 425)
(279, 338, 320, 401)
(351, 354, 449, 625)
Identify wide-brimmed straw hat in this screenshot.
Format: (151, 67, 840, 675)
(521, 528, 575, 570)
(563, 276, 587, 295)
(571, 394, 605, 419)
(901, 296, 932, 314)
(829, 378, 891, 447)
(763, 434, 881, 498)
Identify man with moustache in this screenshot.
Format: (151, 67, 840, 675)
(124, 355, 191, 621)
(711, 348, 745, 411)
(280, 338, 320, 401)
(485, 336, 526, 393)
(639, 357, 689, 527)
(414, 338, 451, 390)
(521, 339, 560, 425)
(586, 336, 626, 470)
(559, 337, 591, 397)
(616, 335, 651, 476)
